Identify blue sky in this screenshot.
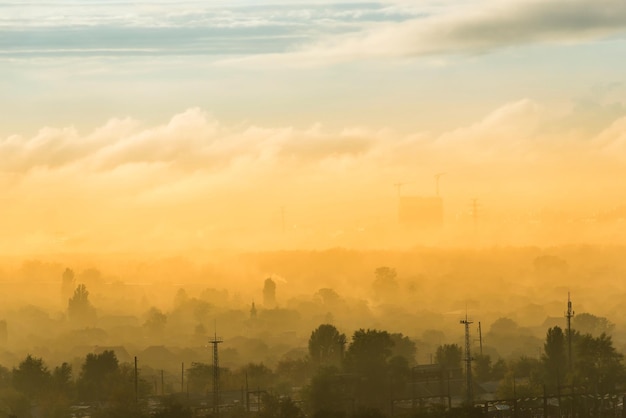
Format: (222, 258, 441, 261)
(2, 0, 626, 132)
(2, 0, 626, 252)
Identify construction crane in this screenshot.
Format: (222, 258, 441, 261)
(434, 173, 446, 197)
(393, 182, 410, 198)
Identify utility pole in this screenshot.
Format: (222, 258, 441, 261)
(478, 322, 483, 356)
(210, 332, 223, 417)
(181, 362, 184, 393)
(245, 372, 250, 413)
(134, 356, 138, 403)
(460, 314, 474, 403)
(566, 292, 575, 371)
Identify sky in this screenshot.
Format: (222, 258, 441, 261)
(2, 0, 626, 253)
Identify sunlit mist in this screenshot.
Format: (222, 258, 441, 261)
(1, 0, 626, 416)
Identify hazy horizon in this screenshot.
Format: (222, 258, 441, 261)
(3, 0, 626, 255)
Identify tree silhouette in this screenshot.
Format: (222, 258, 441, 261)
(542, 326, 566, 390)
(572, 313, 615, 337)
(67, 284, 96, 326)
(12, 354, 50, 400)
(77, 350, 119, 401)
(187, 362, 213, 394)
(435, 344, 462, 371)
(473, 354, 492, 382)
(143, 307, 167, 334)
(61, 267, 75, 300)
(51, 362, 73, 395)
(389, 333, 416, 366)
(372, 267, 398, 299)
(345, 329, 393, 374)
(344, 329, 394, 410)
(316, 288, 341, 306)
(241, 362, 275, 389)
(276, 357, 312, 387)
(305, 366, 350, 416)
(512, 356, 542, 379)
(309, 324, 346, 367)
(173, 288, 189, 308)
(46, 362, 74, 418)
(573, 332, 624, 393)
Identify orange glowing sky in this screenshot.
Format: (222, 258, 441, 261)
(2, 0, 626, 253)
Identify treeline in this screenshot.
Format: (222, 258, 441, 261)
(1, 350, 147, 418)
(1, 322, 625, 418)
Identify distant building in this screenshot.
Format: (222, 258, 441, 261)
(250, 302, 257, 319)
(398, 196, 443, 228)
(263, 278, 276, 308)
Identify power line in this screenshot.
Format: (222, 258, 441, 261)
(476, 322, 483, 356)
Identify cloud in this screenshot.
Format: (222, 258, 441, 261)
(425, 0, 626, 53)
(0, 108, 380, 175)
(594, 115, 626, 152)
(433, 99, 544, 157)
(3, 100, 625, 179)
(0, 118, 139, 172)
(0, 2, 419, 59)
(234, 0, 626, 66)
(6, 0, 624, 64)
(2, 99, 626, 253)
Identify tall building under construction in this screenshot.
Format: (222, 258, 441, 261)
(398, 196, 443, 228)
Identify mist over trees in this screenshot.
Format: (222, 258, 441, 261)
(67, 284, 96, 326)
(0, 247, 625, 416)
(308, 324, 346, 367)
(2, 317, 621, 417)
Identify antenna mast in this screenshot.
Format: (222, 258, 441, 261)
(460, 314, 474, 403)
(565, 292, 574, 371)
(210, 331, 224, 417)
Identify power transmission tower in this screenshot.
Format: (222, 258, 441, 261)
(280, 206, 285, 234)
(565, 292, 574, 371)
(470, 198, 479, 229)
(210, 332, 223, 417)
(460, 314, 474, 403)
